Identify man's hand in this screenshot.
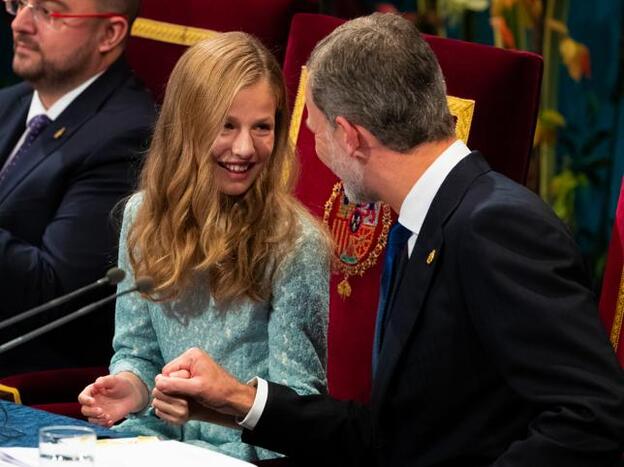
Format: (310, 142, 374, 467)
(154, 347, 256, 420)
(152, 370, 239, 428)
(78, 372, 148, 427)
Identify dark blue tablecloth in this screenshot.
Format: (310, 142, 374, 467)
(0, 400, 125, 447)
(0, 401, 291, 466)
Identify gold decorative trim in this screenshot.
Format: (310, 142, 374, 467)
(283, 66, 309, 184)
(130, 17, 217, 46)
(611, 267, 624, 351)
(447, 95, 475, 144)
(0, 383, 21, 404)
(289, 66, 308, 149)
(323, 182, 392, 298)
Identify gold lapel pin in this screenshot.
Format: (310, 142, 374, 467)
(426, 249, 436, 265)
(53, 127, 66, 139)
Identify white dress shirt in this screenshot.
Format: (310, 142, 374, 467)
(399, 139, 472, 257)
(4, 72, 103, 171)
(239, 139, 472, 430)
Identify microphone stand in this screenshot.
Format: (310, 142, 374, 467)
(0, 268, 125, 332)
(0, 278, 151, 355)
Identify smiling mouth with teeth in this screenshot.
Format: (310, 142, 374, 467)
(218, 162, 254, 173)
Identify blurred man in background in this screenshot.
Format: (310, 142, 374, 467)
(0, 0, 154, 374)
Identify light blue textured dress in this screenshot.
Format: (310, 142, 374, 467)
(109, 193, 329, 461)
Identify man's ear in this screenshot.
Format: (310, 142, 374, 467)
(335, 116, 362, 156)
(98, 17, 129, 53)
(335, 116, 377, 160)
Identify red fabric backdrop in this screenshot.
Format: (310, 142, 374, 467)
(599, 178, 624, 366)
(126, 0, 299, 102)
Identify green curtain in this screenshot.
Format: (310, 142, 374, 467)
(557, 0, 623, 281)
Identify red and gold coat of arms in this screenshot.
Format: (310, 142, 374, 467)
(323, 182, 392, 298)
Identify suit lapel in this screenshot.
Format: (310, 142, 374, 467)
(0, 89, 30, 167)
(373, 231, 444, 405)
(372, 152, 491, 406)
(0, 60, 132, 205)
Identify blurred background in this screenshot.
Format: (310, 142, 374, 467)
(2, 0, 622, 290)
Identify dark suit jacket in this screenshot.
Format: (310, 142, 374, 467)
(243, 153, 624, 466)
(0, 59, 155, 374)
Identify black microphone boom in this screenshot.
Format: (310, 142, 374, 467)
(0, 276, 153, 355)
(0, 267, 126, 332)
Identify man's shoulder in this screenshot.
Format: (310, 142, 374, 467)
(0, 81, 32, 107)
(465, 169, 545, 212)
(442, 152, 541, 211)
(449, 167, 568, 241)
(433, 152, 547, 227)
(71, 72, 155, 145)
(94, 75, 154, 123)
(436, 154, 560, 233)
(67, 61, 155, 132)
(104, 72, 155, 118)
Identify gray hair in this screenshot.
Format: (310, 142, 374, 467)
(307, 13, 455, 152)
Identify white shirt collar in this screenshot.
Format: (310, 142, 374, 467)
(26, 72, 103, 125)
(398, 139, 471, 239)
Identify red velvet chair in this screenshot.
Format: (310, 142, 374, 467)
(0, 367, 107, 420)
(126, 0, 300, 102)
(284, 13, 543, 402)
(599, 178, 624, 367)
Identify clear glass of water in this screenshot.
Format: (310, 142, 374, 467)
(39, 426, 95, 466)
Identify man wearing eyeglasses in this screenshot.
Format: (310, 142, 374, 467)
(0, 0, 155, 374)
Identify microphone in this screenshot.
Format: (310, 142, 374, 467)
(0, 267, 126, 331)
(0, 276, 154, 355)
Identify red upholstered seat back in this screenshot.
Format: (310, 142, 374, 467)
(0, 367, 107, 420)
(126, 0, 299, 102)
(284, 13, 543, 402)
(426, 35, 542, 185)
(599, 178, 624, 367)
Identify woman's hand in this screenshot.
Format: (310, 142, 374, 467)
(78, 372, 149, 427)
(151, 370, 191, 425)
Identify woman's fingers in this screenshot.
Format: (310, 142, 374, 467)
(80, 404, 103, 418)
(152, 388, 189, 424)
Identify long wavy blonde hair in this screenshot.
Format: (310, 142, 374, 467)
(127, 32, 319, 306)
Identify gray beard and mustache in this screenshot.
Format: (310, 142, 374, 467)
(324, 129, 375, 205)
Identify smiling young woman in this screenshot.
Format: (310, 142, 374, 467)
(78, 32, 332, 462)
(211, 79, 276, 197)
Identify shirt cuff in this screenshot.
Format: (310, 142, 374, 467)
(237, 377, 268, 430)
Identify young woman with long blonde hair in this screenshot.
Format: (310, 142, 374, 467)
(79, 32, 330, 461)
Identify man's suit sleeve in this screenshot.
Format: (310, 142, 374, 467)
(459, 193, 624, 466)
(242, 381, 375, 467)
(0, 126, 149, 314)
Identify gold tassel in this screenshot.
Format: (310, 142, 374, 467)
(337, 276, 352, 299)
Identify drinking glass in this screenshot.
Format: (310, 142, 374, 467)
(39, 425, 95, 466)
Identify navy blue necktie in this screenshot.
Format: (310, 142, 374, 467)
(0, 114, 51, 185)
(372, 222, 412, 375)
